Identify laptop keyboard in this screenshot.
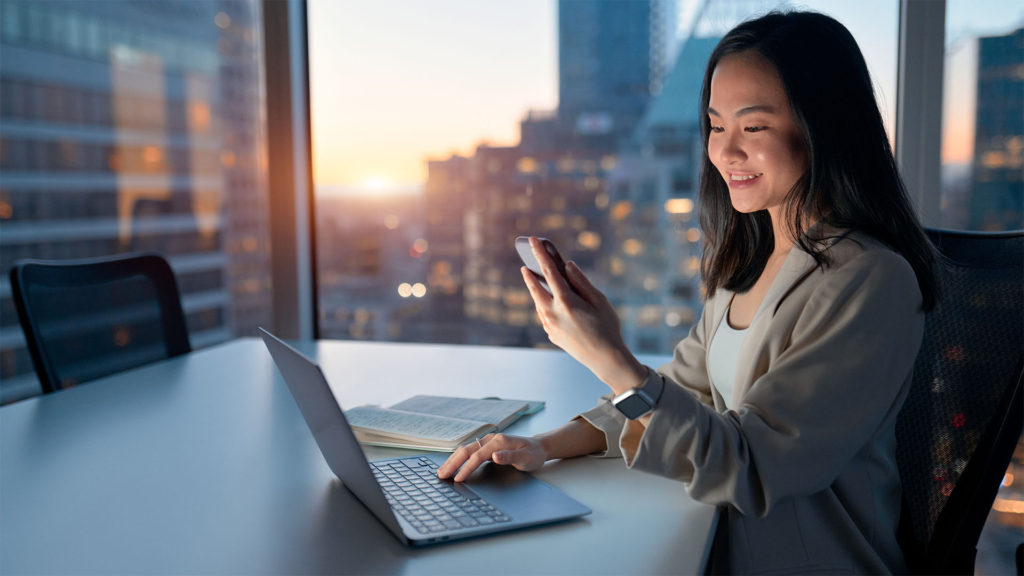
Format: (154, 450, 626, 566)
(372, 457, 511, 533)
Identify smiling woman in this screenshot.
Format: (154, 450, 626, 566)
(705, 50, 808, 219)
(439, 10, 940, 574)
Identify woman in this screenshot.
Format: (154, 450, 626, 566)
(439, 11, 937, 574)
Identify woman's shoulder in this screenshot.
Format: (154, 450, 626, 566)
(823, 230, 914, 275)
(807, 228, 921, 303)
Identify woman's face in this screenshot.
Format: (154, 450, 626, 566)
(706, 51, 808, 217)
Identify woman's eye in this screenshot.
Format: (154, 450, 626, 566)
(709, 125, 724, 133)
(744, 126, 767, 133)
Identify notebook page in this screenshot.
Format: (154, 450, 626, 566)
(344, 405, 489, 443)
(389, 395, 529, 428)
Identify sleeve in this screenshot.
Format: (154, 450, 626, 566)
(626, 250, 925, 517)
(576, 298, 718, 459)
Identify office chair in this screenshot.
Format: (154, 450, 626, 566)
(896, 228, 1024, 575)
(10, 253, 192, 394)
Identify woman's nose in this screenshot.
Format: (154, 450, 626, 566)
(718, 132, 746, 164)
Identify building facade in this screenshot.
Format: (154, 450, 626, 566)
(0, 0, 271, 400)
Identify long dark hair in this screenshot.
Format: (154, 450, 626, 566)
(697, 11, 938, 311)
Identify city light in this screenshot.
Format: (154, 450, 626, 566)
(397, 282, 427, 299)
(993, 497, 1024, 514)
(665, 198, 694, 214)
(578, 231, 601, 250)
(611, 201, 633, 221)
(622, 238, 644, 256)
(517, 157, 539, 174)
(410, 239, 429, 258)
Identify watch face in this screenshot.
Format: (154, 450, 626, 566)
(615, 393, 652, 419)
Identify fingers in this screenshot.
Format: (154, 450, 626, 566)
(564, 261, 603, 306)
(492, 448, 531, 468)
(529, 237, 573, 300)
(521, 266, 552, 307)
(437, 435, 489, 480)
(454, 432, 509, 482)
(438, 434, 536, 482)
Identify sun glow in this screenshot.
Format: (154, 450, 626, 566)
(360, 177, 394, 191)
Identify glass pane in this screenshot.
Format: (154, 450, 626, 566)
(0, 0, 272, 402)
(309, 0, 896, 351)
(940, 3, 1024, 573)
(940, 1, 1024, 231)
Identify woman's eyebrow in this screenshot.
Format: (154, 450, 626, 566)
(707, 105, 777, 117)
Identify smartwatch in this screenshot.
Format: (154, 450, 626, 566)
(613, 373, 664, 420)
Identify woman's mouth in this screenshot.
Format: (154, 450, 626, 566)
(726, 172, 763, 188)
(730, 173, 762, 182)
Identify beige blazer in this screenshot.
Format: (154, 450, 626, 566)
(581, 230, 924, 574)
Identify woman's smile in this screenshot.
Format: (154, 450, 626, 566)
(707, 50, 808, 216)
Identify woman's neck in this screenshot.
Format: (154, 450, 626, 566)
(768, 207, 796, 256)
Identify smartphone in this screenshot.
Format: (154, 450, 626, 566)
(515, 236, 570, 293)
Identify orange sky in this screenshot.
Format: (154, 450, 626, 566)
(308, 0, 557, 189)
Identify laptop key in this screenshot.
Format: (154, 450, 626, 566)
(456, 516, 479, 527)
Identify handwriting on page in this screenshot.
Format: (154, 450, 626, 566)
(345, 406, 487, 442)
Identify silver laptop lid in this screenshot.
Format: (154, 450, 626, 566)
(258, 328, 407, 543)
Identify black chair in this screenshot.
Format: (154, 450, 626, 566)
(10, 253, 191, 394)
(896, 228, 1024, 574)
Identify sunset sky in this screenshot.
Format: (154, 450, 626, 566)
(308, 0, 1024, 194)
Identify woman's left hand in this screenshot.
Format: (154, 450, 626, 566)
(522, 237, 647, 396)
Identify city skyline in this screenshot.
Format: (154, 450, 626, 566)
(309, 0, 1024, 193)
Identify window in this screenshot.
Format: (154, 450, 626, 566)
(308, 0, 897, 353)
(939, 2, 1024, 571)
(0, 0, 272, 402)
(940, 0, 1023, 231)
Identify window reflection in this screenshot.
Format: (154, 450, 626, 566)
(0, 0, 271, 400)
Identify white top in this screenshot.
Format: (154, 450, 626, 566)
(707, 306, 747, 410)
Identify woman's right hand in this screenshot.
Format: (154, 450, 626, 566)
(437, 433, 547, 482)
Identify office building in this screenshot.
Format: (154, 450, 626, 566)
(556, 0, 671, 151)
(419, 0, 673, 348)
(316, 191, 432, 342)
(604, 35, 719, 354)
(0, 0, 271, 400)
(970, 27, 1023, 231)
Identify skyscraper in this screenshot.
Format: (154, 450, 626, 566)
(0, 0, 271, 401)
(418, 0, 678, 348)
(556, 0, 668, 150)
(970, 27, 1024, 231)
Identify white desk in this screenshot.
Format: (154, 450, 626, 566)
(1, 338, 716, 575)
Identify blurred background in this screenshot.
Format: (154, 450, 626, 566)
(0, 0, 1020, 571)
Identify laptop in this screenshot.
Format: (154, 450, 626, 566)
(259, 328, 591, 546)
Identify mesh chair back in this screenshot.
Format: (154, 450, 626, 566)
(10, 253, 191, 393)
(895, 229, 1024, 574)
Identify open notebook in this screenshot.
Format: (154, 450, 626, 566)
(345, 395, 545, 451)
